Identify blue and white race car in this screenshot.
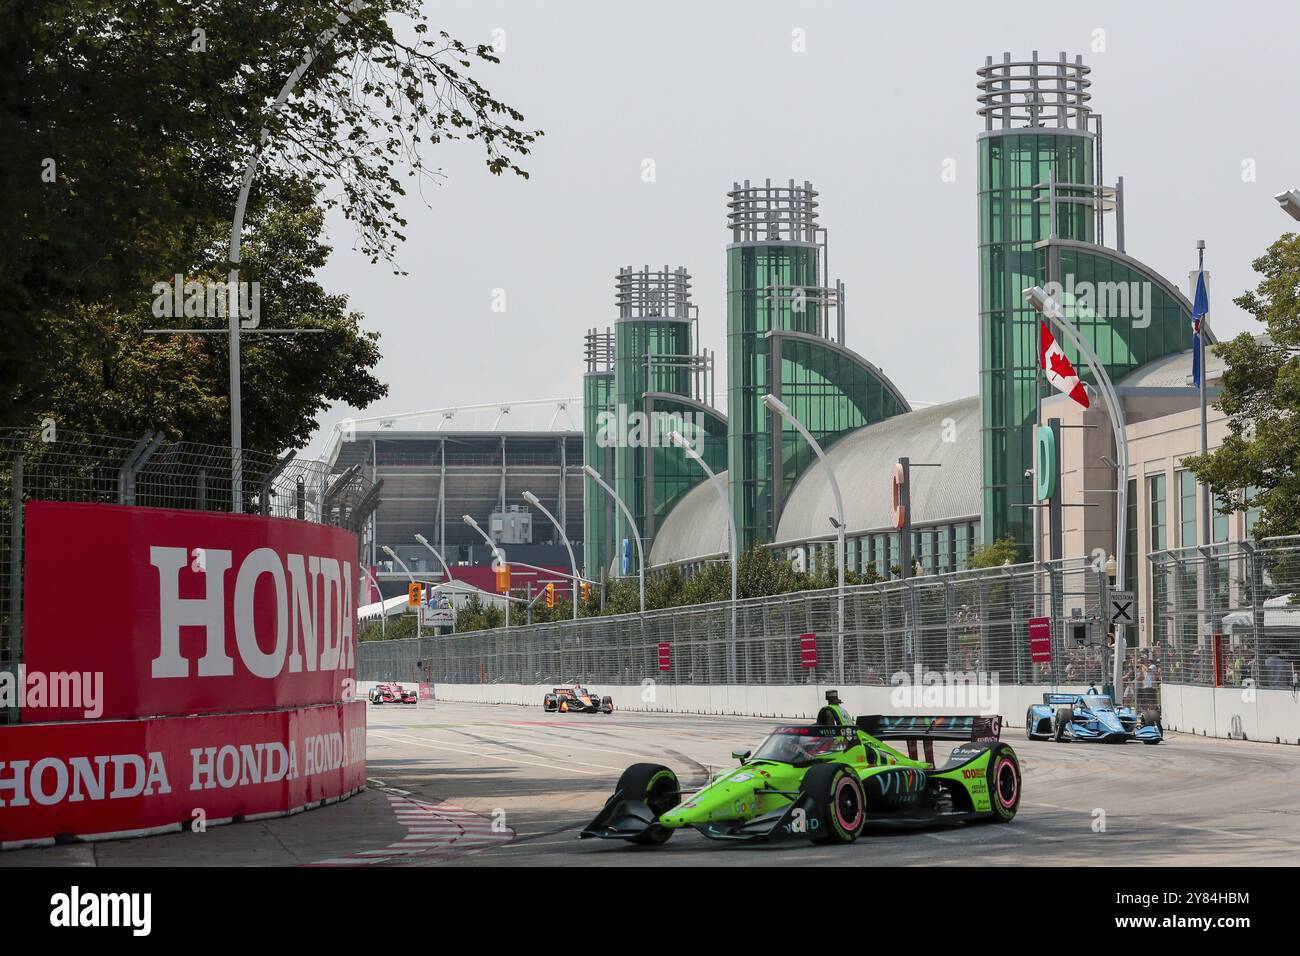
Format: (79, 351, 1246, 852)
(1025, 692, 1162, 744)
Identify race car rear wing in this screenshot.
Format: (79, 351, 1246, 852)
(857, 714, 1002, 762)
(856, 714, 1002, 742)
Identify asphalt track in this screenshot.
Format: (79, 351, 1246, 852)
(5, 700, 1300, 866)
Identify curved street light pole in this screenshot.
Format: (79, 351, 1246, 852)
(462, 514, 510, 629)
(413, 533, 455, 583)
(380, 544, 421, 640)
(763, 394, 846, 685)
(361, 565, 386, 639)
(582, 464, 644, 615)
(227, 1, 367, 511)
(668, 430, 738, 682)
(523, 491, 579, 621)
(1023, 286, 1131, 701)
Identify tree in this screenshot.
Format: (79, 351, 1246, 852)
(1183, 233, 1300, 539)
(967, 537, 1020, 569)
(1, 0, 540, 446)
(20, 182, 386, 450)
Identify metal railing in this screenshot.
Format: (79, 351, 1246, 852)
(1150, 537, 1300, 690)
(0, 426, 381, 718)
(360, 555, 1135, 687)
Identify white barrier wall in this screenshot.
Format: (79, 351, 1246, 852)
(364, 680, 1300, 742)
(1158, 682, 1300, 745)
(383, 681, 1096, 726)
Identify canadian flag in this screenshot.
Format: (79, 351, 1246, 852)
(1039, 320, 1090, 409)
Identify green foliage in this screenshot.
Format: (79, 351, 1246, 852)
(1184, 232, 1300, 539)
(967, 537, 1020, 569)
(1, 1, 540, 447)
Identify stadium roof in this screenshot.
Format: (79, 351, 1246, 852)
(649, 395, 981, 566)
(324, 397, 581, 465)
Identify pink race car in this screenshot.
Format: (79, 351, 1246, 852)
(368, 682, 418, 705)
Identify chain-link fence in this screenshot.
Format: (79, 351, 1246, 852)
(360, 555, 1140, 687)
(1150, 537, 1300, 690)
(0, 426, 381, 721)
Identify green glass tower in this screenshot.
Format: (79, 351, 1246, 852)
(582, 327, 615, 581)
(726, 179, 910, 551)
(612, 266, 721, 572)
(977, 53, 1093, 558)
(976, 51, 1194, 558)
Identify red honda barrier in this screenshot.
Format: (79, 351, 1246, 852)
(22, 500, 360, 721)
(0, 701, 365, 846)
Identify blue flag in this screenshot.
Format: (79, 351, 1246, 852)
(1191, 270, 1209, 387)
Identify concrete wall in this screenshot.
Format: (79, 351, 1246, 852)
(1159, 682, 1300, 745)
(368, 681, 1093, 726)
(369, 680, 1300, 743)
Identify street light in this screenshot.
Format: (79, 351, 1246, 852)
(413, 533, 455, 584)
(762, 393, 846, 684)
(1275, 188, 1300, 221)
(1024, 285, 1131, 700)
(226, 1, 367, 511)
(582, 464, 645, 615)
(380, 545, 421, 639)
(522, 491, 579, 621)
(412, 533, 455, 635)
(462, 514, 510, 628)
(668, 429, 738, 681)
(361, 565, 386, 639)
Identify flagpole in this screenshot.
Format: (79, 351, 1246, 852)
(1197, 240, 1209, 548)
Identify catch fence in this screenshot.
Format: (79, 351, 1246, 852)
(0, 426, 381, 720)
(1150, 537, 1300, 690)
(360, 555, 1129, 688)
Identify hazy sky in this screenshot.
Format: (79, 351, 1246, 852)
(306, 0, 1299, 456)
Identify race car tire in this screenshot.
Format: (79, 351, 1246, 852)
(1025, 708, 1036, 740)
(1053, 707, 1074, 742)
(1141, 709, 1161, 730)
(616, 763, 680, 845)
(803, 763, 867, 845)
(985, 743, 1021, 822)
(601, 696, 614, 714)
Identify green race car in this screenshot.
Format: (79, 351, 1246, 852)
(581, 700, 1021, 846)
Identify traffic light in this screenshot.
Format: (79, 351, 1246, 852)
(407, 582, 423, 607)
(545, 582, 555, 609)
(495, 563, 511, 594)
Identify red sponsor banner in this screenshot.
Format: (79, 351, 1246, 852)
(656, 642, 671, 672)
(1028, 616, 1053, 663)
(0, 702, 365, 845)
(799, 633, 818, 669)
(21, 501, 360, 721)
(418, 682, 434, 701)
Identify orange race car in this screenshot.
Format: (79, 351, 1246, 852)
(543, 684, 614, 714)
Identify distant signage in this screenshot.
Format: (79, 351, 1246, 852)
(1035, 425, 1056, 501)
(621, 538, 632, 575)
(1028, 616, 1052, 663)
(799, 633, 818, 669)
(657, 642, 671, 672)
(890, 463, 907, 530)
(420, 606, 455, 627)
(1110, 591, 1135, 626)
